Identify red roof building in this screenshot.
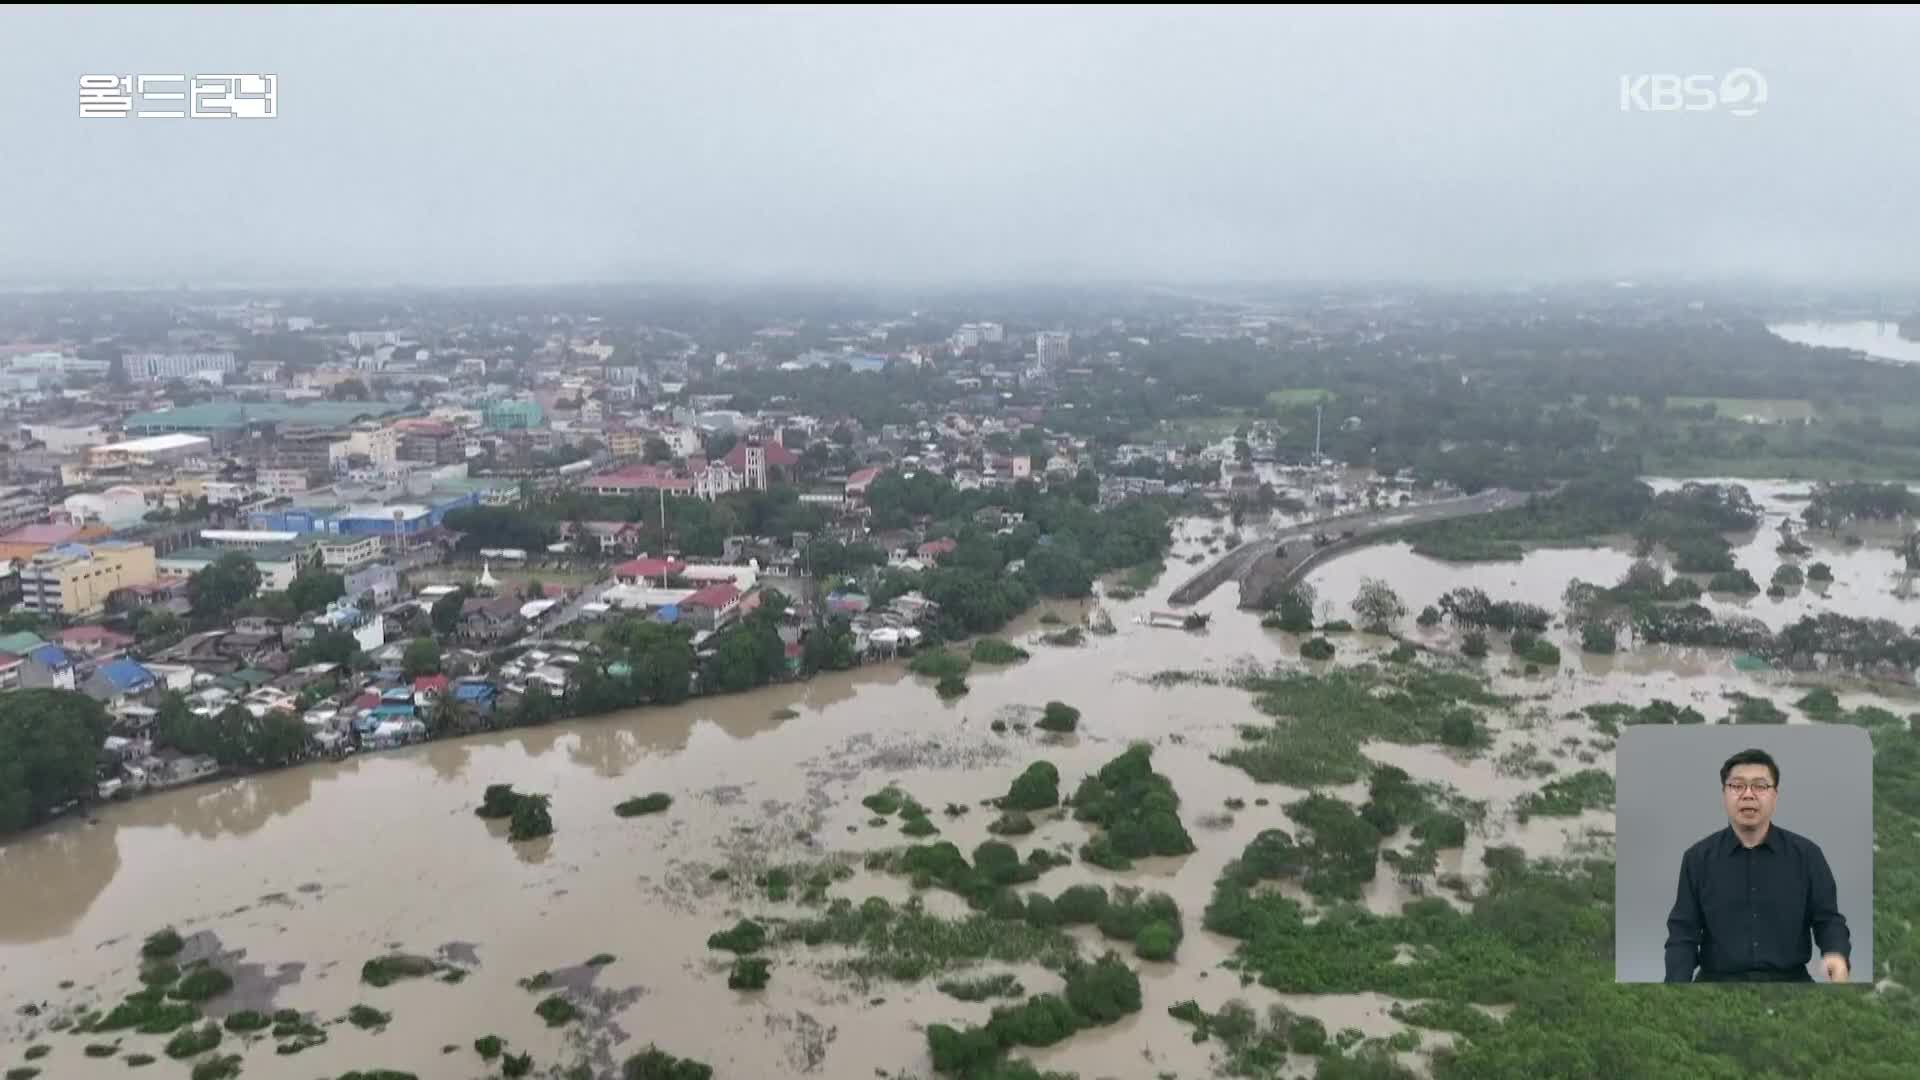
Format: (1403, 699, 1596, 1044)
(413, 675, 450, 699)
(683, 583, 742, 610)
(613, 557, 687, 584)
(846, 466, 883, 498)
(722, 441, 800, 470)
(917, 537, 959, 562)
(582, 464, 695, 497)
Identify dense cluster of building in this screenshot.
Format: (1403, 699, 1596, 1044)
(0, 297, 1406, 814)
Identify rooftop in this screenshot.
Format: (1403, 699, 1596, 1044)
(90, 433, 210, 455)
(122, 401, 409, 432)
(161, 544, 305, 564)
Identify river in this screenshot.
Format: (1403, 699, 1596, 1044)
(1, 494, 1910, 1079)
(1767, 320, 1920, 365)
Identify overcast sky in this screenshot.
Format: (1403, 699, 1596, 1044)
(3, 6, 1917, 288)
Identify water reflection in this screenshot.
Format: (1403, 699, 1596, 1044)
(0, 819, 121, 943)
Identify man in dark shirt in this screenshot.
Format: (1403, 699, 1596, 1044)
(1664, 747, 1851, 983)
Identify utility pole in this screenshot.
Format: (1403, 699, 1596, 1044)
(1313, 405, 1323, 464)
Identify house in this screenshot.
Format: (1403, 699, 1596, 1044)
(916, 537, 959, 564)
(412, 675, 449, 706)
(460, 595, 525, 642)
(0, 652, 24, 691)
(450, 678, 498, 716)
(846, 466, 883, 502)
(20, 643, 77, 690)
(84, 657, 159, 703)
(55, 624, 136, 659)
(680, 583, 742, 631)
(563, 520, 645, 556)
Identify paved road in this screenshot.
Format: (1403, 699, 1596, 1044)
(1167, 488, 1531, 606)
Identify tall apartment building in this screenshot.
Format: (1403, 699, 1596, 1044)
(1036, 331, 1071, 369)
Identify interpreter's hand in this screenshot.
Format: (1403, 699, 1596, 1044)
(1823, 953, 1849, 983)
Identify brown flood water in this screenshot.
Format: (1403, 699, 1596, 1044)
(2, 500, 1911, 1079)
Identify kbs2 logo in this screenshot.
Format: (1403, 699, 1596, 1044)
(1619, 69, 1767, 117)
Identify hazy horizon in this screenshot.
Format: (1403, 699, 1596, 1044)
(5, 7, 1919, 290)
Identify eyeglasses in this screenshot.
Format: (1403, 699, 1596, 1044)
(1724, 781, 1775, 795)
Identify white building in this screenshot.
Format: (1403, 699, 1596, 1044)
(1036, 331, 1071, 369)
(62, 487, 149, 528)
(348, 331, 400, 350)
(23, 423, 108, 453)
(86, 434, 213, 468)
(317, 534, 384, 570)
(329, 425, 399, 471)
(257, 468, 319, 497)
(122, 352, 238, 382)
(980, 322, 1005, 344)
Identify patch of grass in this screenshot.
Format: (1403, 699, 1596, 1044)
(728, 957, 772, 990)
(621, 1045, 716, 1079)
(1074, 744, 1195, 870)
(535, 995, 579, 1027)
(346, 1004, 391, 1030)
(1219, 667, 1503, 786)
(1514, 769, 1616, 821)
(125, 1054, 156, 1068)
(5, 1070, 39, 1080)
(615, 793, 673, 817)
(1037, 701, 1080, 733)
(517, 971, 553, 992)
(1300, 637, 1336, 660)
(769, 707, 800, 720)
(970, 638, 1030, 664)
(359, 954, 441, 987)
(1040, 626, 1085, 647)
(862, 786, 906, 815)
(937, 973, 1026, 1001)
(163, 1023, 221, 1059)
(707, 919, 767, 954)
(138, 962, 179, 987)
(909, 648, 972, 680)
(901, 816, 941, 837)
(474, 1036, 505, 1060)
(1728, 693, 1789, 725)
(84, 1044, 118, 1058)
(780, 896, 1081, 983)
(188, 1055, 241, 1080)
(987, 810, 1035, 836)
(935, 674, 970, 699)
(763, 867, 793, 901)
(587, 953, 616, 967)
(169, 966, 233, 1003)
(222, 1011, 270, 1034)
(92, 991, 201, 1035)
(1038, 613, 1065, 626)
(22, 1048, 49, 1062)
(502, 1054, 534, 1079)
(141, 929, 184, 960)
(1000, 761, 1060, 811)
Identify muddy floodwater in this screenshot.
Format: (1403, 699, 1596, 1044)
(2, 493, 1912, 1079)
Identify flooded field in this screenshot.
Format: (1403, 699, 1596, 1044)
(2, 493, 1912, 1079)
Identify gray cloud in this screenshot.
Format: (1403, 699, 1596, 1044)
(3, 6, 1917, 287)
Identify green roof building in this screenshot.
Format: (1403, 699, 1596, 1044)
(122, 401, 410, 436)
(483, 399, 544, 431)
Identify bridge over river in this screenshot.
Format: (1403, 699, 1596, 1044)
(1166, 488, 1532, 608)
